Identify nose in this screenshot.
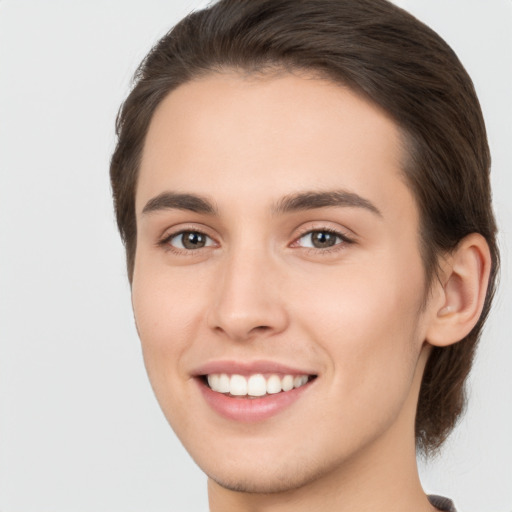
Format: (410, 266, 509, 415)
(207, 248, 289, 342)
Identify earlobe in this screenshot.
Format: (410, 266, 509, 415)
(426, 233, 492, 347)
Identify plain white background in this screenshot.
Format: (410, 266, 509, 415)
(0, 1, 510, 511)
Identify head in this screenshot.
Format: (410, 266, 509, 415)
(110, 0, 498, 483)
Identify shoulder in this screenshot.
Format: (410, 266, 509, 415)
(428, 495, 457, 512)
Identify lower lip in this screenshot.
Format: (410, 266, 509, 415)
(196, 378, 315, 423)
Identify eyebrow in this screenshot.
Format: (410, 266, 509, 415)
(271, 190, 382, 217)
(142, 192, 218, 215)
(141, 189, 382, 217)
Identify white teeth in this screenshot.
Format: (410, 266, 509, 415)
(247, 374, 267, 396)
(266, 375, 282, 394)
(230, 374, 248, 396)
(207, 374, 219, 390)
(218, 373, 230, 393)
(282, 374, 294, 391)
(294, 375, 308, 388)
(206, 373, 312, 396)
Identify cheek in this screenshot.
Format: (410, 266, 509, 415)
(131, 266, 209, 434)
(294, 253, 425, 337)
(292, 255, 426, 408)
(131, 259, 205, 383)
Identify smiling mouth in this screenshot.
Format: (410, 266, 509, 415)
(202, 373, 317, 398)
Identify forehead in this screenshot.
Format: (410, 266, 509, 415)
(137, 71, 415, 223)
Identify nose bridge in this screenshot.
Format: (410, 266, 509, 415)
(208, 239, 288, 341)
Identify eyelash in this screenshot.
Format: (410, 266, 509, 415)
(293, 227, 354, 253)
(158, 229, 217, 255)
(158, 227, 354, 255)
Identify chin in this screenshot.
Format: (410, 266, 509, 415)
(208, 467, 316, 495)
(197, 447, 339, 496)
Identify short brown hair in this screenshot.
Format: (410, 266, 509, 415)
(110, 0, 499, 454)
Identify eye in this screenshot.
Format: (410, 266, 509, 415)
(296, 229, 349, 249)
(166, 230, 215, 250)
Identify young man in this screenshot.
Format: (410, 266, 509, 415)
(110, 1, 499, 510)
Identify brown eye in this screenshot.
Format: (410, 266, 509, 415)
(297, 230, 345, 249)
(168, 231, 214, 250)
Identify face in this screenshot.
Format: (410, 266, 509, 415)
(132, 72, 434, 494)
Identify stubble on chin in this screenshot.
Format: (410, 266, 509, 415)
(206, 457, 334, 496)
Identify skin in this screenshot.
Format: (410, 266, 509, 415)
(132, 72, 452, 512)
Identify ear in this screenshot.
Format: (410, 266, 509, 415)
(425, 233, 492, 347)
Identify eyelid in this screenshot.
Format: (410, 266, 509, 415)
(155, 222, 355, 254)
(290, 224, 356, 250)
(170, 231, 215, 249)
(157, 224, 219, 253)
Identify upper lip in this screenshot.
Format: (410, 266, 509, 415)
(192, 360, 317, 377)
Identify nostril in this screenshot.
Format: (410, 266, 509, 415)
(248, 325, 273, 336)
